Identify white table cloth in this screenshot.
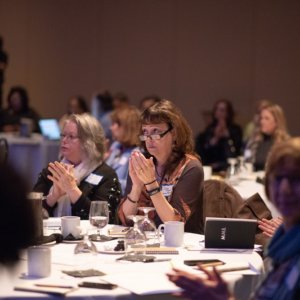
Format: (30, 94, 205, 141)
(0, 220, 264, 300)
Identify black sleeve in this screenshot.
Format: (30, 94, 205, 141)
(71, 163, 121, 223)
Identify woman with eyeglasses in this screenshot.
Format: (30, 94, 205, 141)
(33, 114, 121, 222)
(168, 137, 300, 300)
(118, 100, 204, 233)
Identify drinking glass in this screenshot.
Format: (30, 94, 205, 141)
(138, 207, 159, 247)
(124, 215, 147, 261)
(74, 228, 97, 255)
(89, 201, 109, 242)
(237, 156, 248, 178)
(226, 158, 239, 186)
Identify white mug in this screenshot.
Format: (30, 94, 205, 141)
(203, 165, 212, 180)
(61, 216, 81, 238)
(158, 221, 184, 247)
(28, 246, 51, 278)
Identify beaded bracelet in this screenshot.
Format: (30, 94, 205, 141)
(127, 195, 138, 204)
(144, 179, 156, 186)
(146, 187, 161, 197)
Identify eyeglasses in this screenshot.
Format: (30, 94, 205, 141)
(60, 133, 79, 141)
(139, 127, 172, 141)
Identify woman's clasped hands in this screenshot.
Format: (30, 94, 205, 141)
(47, 161, 79, 199)
(129, 151, 156, 187)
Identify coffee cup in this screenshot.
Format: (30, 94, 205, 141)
(61, 216, 81, 239)
(27, 246, 51, 278)
(203, 165, 212, 180)
(158, 221, 184, 247)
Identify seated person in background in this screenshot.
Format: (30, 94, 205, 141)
(58, 95, 89, 129)
(91, 90, 114, 143)
(112, 92, 130, 110)
(244, 103, 290, 171)
(168, 137, 300, 300)
(118, 100, 204, 234)
(0, 86, 40, 133)
(139, 94, 161, 111)
(0, 162, 35, 267)
(243, 99, 273, 143)
(33, 113, 121, 223)
(195, 99, 242, 173)
(105, 106, 141, 195)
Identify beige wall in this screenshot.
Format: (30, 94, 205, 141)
(0, 0, 299, 135)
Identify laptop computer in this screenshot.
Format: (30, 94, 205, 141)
(38, 119, 61, 140)
(204, 217, 257, 249)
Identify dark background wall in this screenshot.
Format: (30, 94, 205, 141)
(0, 0, 299, 136)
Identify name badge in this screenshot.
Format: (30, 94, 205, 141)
(161, 184, 173, 197)
(85, 173, 103, 185)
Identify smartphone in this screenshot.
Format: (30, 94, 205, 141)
(78, 281, 117, 290)
(184, 259, 225, 267)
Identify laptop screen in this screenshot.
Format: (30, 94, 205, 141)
(39, 119, 61, 140)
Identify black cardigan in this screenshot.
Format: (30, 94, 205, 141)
(33, 162, 121, 223)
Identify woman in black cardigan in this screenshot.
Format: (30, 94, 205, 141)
(33, 113, 121, 223)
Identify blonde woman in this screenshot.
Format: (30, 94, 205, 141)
(244, 103, 290, 171)
(105, 106, 141, 194)
(34, 114, 121, 222)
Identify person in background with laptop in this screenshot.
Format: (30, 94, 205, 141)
(0, 86, 40, 133)
(33, 114, 121, 223)
(168, 137, 300, 300)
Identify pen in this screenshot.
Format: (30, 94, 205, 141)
(200, 261, 225, 268)
(34, 283, 75, 289)
(218, 266, 250, 273)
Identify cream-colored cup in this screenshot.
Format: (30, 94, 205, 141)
(28, 246, 51, 278)
(158, 221, 184, 247)
(61, 216, 81, 238)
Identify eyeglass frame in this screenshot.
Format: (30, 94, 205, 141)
(139, 126, 173, 142)
(60, 133, 79, 141)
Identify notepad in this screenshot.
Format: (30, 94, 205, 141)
(204, 217, 257, 249)
(108, 226, 130, 237)
(14, 282, 77, 296)
(136, 247, 179, 254)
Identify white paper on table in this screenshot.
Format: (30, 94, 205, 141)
(102, 271, 181, 295)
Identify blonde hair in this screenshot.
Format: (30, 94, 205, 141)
(265, 137, 300, 198)
(110, 106, 140, 147)
(262, 104, 289, 142)
(64, 113, 105, 164)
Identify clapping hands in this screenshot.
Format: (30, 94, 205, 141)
(167, 265, 230, 300)
(129, 151, 156, 187)
(258, 217, 283, 237)
(48, 161, 78, 196)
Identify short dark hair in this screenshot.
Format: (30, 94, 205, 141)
(7, 86, 30, 112)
